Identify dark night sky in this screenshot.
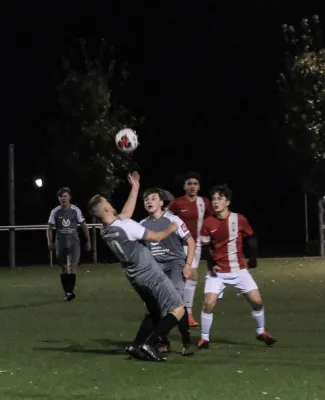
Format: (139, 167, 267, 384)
(1, 1, 324, 265)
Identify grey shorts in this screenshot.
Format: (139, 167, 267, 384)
(158, 261, 186, 300)
(130, 262, 183, 318)
(55, 241, 80, 266)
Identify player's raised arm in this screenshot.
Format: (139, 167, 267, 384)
(122, 219, 178, 243)
(146, 222, 179, 242)
(118, 171, 140, 220)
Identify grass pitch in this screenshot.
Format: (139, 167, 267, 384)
(0, 259, 324, 400)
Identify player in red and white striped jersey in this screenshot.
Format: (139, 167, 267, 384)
(197, 184, 276, 348)
(168, 172, 212, 327)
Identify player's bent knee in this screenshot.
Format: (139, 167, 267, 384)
(203, 293, 217, 312)
(68, 264, 77, 274)
(171, 305, 185, 321)
(246, 289, 262, 306)
(252, 301, 263, 311)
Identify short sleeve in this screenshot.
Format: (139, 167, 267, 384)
(124, 219, 148, 241)
(75, 207, 85, 224)
(240, 214, 254, 237)
(200, 220, 211, 246)
(48, 210, 56, 225)
(204, 198, 213, 218)
(170, 215, 191, 240)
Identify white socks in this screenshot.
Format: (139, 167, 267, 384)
(199, 308, 264, 341)
(201, 312, 213, 341)
(252, 309, 265, 335)
(184, 279, 197, 313)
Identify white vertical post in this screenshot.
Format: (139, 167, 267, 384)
(8, 144, 15, 268)
(92, 216, 98, 264)
(304, 193, 309, 254)
(318, 198, 324, 256)
(50, 250, 53, 267)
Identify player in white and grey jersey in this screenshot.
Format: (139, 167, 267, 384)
(141, 187, 196, 352)
(47, 187, 91, 301)
(88, 172, 195, 361)
(141, 189, 196, 297)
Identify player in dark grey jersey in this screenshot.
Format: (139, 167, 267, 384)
(141, 188, 196, 352)
(47, 187, 91, 301)
(88, 172, 195, 361)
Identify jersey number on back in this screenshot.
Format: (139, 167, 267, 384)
(108, 240, 129, 263)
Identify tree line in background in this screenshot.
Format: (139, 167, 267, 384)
(278, 15, 325, 197)
(41, 39, 143, 202)
(36, 16, 324, 205)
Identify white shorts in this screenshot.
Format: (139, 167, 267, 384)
(204, 269, 258, 296)
(183, 246, 201, 269)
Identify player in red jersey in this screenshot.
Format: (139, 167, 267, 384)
(168, 172, 212, 327)
(197, 184, 277, 348)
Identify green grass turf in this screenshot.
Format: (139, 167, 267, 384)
(0, 259, 324, 400)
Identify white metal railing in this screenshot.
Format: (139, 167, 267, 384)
(0, 224, 103, 267)
(0, 224, 102, 231)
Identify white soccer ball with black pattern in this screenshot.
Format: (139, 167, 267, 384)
(115, 128, 139, 153)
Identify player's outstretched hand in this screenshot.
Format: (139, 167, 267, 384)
(183, 265, 191, 279)
(128, 171, 140, 188)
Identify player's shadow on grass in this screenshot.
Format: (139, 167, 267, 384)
(169, 332, 255, 347)
(0, 300, 61, 311)
(212, 337, 256, 347)
(34, 338, 130, 356)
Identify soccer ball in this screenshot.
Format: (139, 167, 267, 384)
(115, 128, 139, 153)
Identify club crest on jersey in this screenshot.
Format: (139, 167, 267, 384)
(181, 223, 188, 232)
(62, 218, 71, 227)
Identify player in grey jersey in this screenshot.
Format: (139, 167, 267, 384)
(141, 188, 196, 297)
(141, 188, 196, 352)
(88, 172, 195, 361)
(47, 187, 91, 301)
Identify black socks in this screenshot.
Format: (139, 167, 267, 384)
(60, 273, 76, 294)
(147, 313, 179, 345)
(178, 307, 191, 345)
(60, 274, 69, 293)
(133, 314, 155, 346)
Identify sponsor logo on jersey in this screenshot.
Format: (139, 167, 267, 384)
(181, 223, 188, 232)
(62, 219, 71, 227)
